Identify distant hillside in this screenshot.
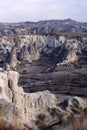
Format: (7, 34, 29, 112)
(0, 19, 87, 36)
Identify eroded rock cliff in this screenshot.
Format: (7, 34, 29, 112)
(0, 69, 87, 130)
(0, 34, 87, 69)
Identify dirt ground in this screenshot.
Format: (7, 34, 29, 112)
(17, 56, 87, 100)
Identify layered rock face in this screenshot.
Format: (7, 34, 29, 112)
(0, 69, 87, 130)
(0, 34, 87, 68)
(0, 69, 57, 129)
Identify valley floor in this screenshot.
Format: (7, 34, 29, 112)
(17, 56, 87, 100)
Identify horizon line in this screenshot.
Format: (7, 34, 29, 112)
(0, 18, 87, 24)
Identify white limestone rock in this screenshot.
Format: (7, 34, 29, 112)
(7, 70, 19, 93)
(0, 70, 12, 101)
(0, 69, 87, 130)
(62, 50, 78, 65)
(59, 35, 66, 44)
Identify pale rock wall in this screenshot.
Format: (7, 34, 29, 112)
(0, 70, 58, 129)
(9, 46, 18, 68)
(0, 34, 82, 65)
(0, 35, 61, 49)
(0, 69, 12, 101)
(0, 69, 87, 130)
(7, 70, 19, 93)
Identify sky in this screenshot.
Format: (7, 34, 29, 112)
(0, 0, 87, 23)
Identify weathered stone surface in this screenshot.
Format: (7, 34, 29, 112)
(0, 69, 87, 130)
(0, 34, 87, 67)
(0, 99, 23, 129)
(9, 46, 18, 68)
(19, 45, 32, 63)
(7, 70, 19, 93)
(59, 35, 66, 44)
(59, 96, 87, 114)
(66, 96, 87, 113)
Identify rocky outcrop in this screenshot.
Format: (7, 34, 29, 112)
(9, 46, 18, 69)
(0, 69, 87, 130)
(19, 45, 32, 63)
(56, 39, 79, 65)
(0, 99, 22, 130)
(59, 96, 87, 114)
(0, 34, 87, 69)
(0, 69, 58, 129)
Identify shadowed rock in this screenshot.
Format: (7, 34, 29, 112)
(19, 45, 32, 63)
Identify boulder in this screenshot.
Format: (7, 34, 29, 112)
(59, 96, 87, 114)
(66, 96, 87, 113)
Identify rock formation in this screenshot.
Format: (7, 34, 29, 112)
(0, 19, 87, 35)
(0, 20, 87, 130)
(0, 68, 87, 130)
(0, 33, 87, 68)
(9, 46, 18, 69)
(19, 45, 32, 63)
